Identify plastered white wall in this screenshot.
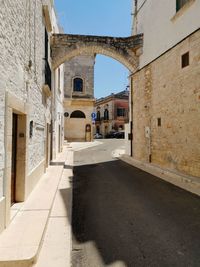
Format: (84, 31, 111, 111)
(133, 0, 200, 68)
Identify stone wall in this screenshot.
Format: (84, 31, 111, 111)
(0, 0, 54, 178)
(64, 55, 95, 99)
(132, 29, 200, 178)
(0, 0, 57, 231)
(51, 33, 143, 71)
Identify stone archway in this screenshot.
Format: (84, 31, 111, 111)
(51, 33, 143, 72)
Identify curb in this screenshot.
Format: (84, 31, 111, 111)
(121, 155, 200, 197)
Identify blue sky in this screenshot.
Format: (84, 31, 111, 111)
(54, 0, 133, 98)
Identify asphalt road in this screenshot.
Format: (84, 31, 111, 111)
(72, 139, 200, 267)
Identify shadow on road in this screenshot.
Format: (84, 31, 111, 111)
(62, 158, 200, 267)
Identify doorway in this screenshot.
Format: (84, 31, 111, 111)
(85, 124, 91, 142)
(11, 113, 18, 205)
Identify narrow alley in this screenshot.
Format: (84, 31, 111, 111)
(72, 140, 200, 267)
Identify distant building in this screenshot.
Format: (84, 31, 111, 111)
(95, 90, 129, 137)
(63, 55, 95, 142)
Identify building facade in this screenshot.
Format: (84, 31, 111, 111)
(95, 90, 129, 137)
(64, 55, 95, 142)
(0, 0, 64, 233)
(51, 10, 65, 158)
(130, 0, 200, 180)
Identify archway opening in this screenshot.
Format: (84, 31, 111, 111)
(70, 110, 86, 118)
(62, 53, 130, 143)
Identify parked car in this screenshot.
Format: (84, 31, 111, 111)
(115, 131, 125, 139)
(105, 131, 116, 138)
(94, 133, 103, 139)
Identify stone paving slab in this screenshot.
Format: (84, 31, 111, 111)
(34, 166, 72, 267)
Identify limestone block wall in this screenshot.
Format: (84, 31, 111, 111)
(64, 55, 95, 142)
(132, 29, 200, 178)
(0, 0, 57, 231)
(51, 33, 143, 72)
(0, 91, 4, 199)
(0, 0, 53, 175)
(64, 55, 95, 98)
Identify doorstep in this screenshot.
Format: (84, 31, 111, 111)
(121, 155, 200, 197)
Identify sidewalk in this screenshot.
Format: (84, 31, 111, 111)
(121, 154, 200, 197)
(0, 145, 73, 267)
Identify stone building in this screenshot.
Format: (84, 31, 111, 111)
(130, 0, 200, 187)
(0, 1, 64, 233)
(63, 55, 95, 142)
(51, 10, 65, 158)
(95, 90, 129, 137)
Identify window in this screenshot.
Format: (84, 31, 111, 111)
(176, 0, 189, 12)
(104, 109, 109, 120)
(181, 52, 189, 68)
(96, 111, 101, 121)
(117, 108, 125, 117)
(157, 118, 161, 127)
(70, 110, 86, 118)
(73, 78, 83, 92)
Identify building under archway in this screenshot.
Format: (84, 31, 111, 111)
(63, 55, 95, 142)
